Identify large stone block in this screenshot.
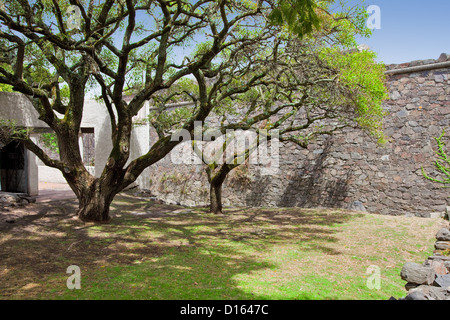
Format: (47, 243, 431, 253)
(400, 262, 436, 285)
(436, 228, 450, 241)
(427, 259, 449, 276)
(434, 274, 450, 288)
(435, 241, 450, 250)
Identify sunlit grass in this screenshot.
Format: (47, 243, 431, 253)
(0, 194, 443, 300)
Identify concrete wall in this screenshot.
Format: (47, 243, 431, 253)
(38, 165, 95, 184)
(147, 54, 450, 217)
(27, 136, 38, 196)
(0, 93, 48, 127)
(0, 93, 151, 194)
(129, 104, 151, 190)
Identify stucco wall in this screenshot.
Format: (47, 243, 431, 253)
(0, 93, 151, 193)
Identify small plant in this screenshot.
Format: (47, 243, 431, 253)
(161, 173, 182, 184)
(0, 119, 29, 146)
(39, 133, 59, 154)
(158, 172, 185, 193)
(422, 129, 450, 187)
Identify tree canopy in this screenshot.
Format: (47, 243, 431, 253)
(0, 0, 388, 221)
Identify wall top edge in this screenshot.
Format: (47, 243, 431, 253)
(385, 53, 450, 75)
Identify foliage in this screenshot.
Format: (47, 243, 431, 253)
(269, 0, 321, 38)
(0, 119, 29, 146)
(0, 83, 13, 92)
(318, 47, 389, 144)
(422, 129, 450, 187)
(0, 0, 388, 220)
(39, 132, 59, 154)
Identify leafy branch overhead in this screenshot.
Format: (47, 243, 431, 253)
(270, 0, 320, 36)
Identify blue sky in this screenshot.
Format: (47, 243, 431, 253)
(116, 1, 450, 66)
(352, 0, 450, 64)
(160, 1, 450, 66)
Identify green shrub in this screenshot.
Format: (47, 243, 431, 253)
(422, 129, 450, 187)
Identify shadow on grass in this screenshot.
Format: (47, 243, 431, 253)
(0, 194, 361, 299)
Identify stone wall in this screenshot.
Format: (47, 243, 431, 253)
(147, 54, 450, 217)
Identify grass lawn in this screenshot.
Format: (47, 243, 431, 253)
(0, 193, 445, 300)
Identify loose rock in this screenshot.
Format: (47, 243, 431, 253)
(426, 259, 449, 276)
(435, 241, 450, 250)
(400, 262, 435, 286)
(434, 274, 450, 288)
(397, 223, 450, 300)
(436, 228, 450, 241)
(348, 201, 367, 212)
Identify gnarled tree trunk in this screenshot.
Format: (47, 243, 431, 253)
(77, 187, 115, 223)
(210, 181, 223, 214)
(66, 172, 118, 223)
(208, 165, 231, 214)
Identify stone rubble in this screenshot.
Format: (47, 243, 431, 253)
(397, 223, 450, 300)
(0, 191, 35, 224)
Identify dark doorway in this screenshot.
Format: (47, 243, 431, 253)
(0, 140, 27, 193)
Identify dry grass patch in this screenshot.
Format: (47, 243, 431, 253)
(0, 194, 445, 300)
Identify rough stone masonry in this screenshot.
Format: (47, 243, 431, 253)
(148, 53, 450, 218)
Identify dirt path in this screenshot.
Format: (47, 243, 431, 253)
(36, 183, 76, 203)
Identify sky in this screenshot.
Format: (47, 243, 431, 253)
(77, 0, 450, 98)
(351, 0, 450, 64)
(167, 0, 450, 66)
(149, 0, 450, 66)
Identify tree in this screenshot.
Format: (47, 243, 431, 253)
(191, 128, 263, 214)
(269, 0, 322, 37)
(0, 0, 328, 222)
(0, 0, 386, 221)
(422, 129, 450, 187)
(149, 2, 388, 214)
(190, 46, 387, 214)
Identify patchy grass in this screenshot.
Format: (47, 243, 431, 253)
(0, 193, 445, 300)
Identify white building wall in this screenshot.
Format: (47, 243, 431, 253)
(0, 92, 151, 193)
